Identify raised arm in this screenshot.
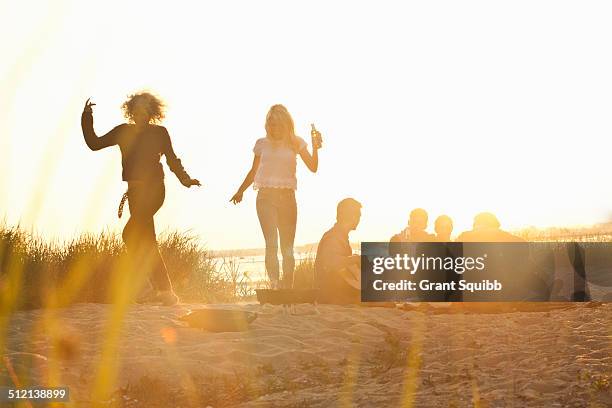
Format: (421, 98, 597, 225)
(230, 154, 260, 204)
(81, 99, 121, 151)
(161, 127, 200, 188)
(298, 131, 321, 173)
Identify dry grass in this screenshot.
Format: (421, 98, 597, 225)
(0, 224, 248, 311)
(293, 254, 316, 289)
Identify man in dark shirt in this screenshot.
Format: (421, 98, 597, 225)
(315, 198, 362, 304)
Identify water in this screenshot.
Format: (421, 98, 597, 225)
(213, 252, 313, 285)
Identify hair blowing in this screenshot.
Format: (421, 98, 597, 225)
(121, 91, 166, 124)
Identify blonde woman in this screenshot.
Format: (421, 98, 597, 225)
(81, 92, 200, 305)
(230, 105, 321, 289)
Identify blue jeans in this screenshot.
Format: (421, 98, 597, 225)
(256, 188, 297, 288)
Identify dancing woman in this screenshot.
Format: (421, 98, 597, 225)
(81, 92, 200, 305)
(230, 105, 321, 289)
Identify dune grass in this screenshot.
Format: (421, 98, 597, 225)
(293, 254, 316, 289)
(0, 224, 251, 312)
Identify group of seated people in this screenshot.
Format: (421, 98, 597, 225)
(313, 202, 524, 304)
(389, 208, 524, 243)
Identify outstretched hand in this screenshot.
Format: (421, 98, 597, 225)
(183, 178, 201, 188)
(230, 191, 243, 205)
(83, 98, 96, 114)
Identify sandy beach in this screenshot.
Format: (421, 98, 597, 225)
(2, 302, 611, 407)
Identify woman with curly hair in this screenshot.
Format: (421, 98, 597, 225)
(230, 104, 321, 289)
(81, 92, 200, 305)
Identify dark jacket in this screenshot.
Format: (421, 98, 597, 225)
(81, 111, 191, 183)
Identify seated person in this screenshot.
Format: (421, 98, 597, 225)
(315, 198, 362, 304)
(390, 208, 436, 243)
(456, 212, 525, 242)
(434, 214, 453, 242)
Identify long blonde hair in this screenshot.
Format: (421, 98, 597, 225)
(265, 104, 301, 151)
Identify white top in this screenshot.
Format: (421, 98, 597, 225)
(253, 136, 307, 190)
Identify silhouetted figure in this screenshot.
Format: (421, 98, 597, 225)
(81, 93, 200, 305)
(315, 198, 362, 304)
(457, 212, 536, 300)
(568, 242, 590, 301)
(430, 215, 459, 300)
(390, 208, 435, 242)
(455, 212, 524, 242)
(230, 105, 321, 289)
(434, 214, 453, 242)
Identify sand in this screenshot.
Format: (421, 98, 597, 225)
(2, 302, 611, 407)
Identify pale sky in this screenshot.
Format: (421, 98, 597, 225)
(2, 1, 612, 249)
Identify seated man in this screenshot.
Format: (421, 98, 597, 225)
(456, 212, 524, 242)
(315, 198, 362, 304)
(390, 208, 436, 243)
(434, 214, 453, 242)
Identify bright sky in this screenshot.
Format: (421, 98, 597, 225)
(2, 1, 612, 249)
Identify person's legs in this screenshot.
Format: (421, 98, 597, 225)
(145, 182, 173, 292)
(122, 217, 136, 249)
(122, 184, 153, 300)
(278, 190, 297, 289)
(123, 181, 175, 303)
(256, 189, 280, 287)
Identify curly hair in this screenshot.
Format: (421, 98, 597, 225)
(121, 91, 165, 124)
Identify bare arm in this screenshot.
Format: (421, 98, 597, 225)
(298, 130, 321, 172)
(230, 154, 260, 204)
(299, 145, 318, 172)
(81, 99, 121, 151)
